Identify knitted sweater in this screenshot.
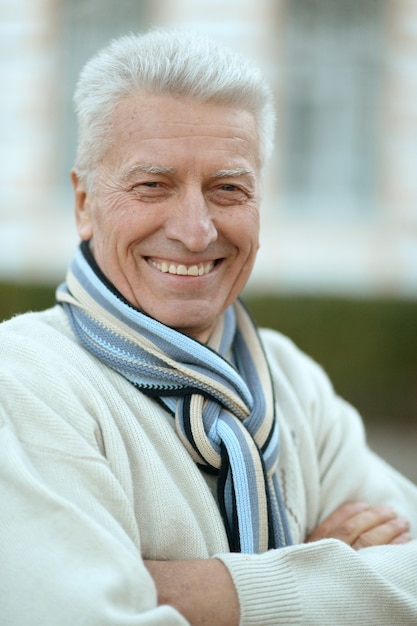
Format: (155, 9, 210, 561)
(1, 305, 417, 625)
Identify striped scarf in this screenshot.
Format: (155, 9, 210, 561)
(56, 242, 292, 553)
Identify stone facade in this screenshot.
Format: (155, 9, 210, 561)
(1, 0, 416, 296)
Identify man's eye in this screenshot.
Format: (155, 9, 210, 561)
(133, 181, 164, 193)
(209, 184, 249, 206)
(131, 181, 168, 201)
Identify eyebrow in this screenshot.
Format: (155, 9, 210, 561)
(122, 164, 256, 183)
(122, 164, 175, 181)
(210, 168, 256, 183)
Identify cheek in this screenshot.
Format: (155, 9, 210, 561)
(92, 198, 141, 240)
(228, 208, 259, 254)
(221, 211, 259, 295)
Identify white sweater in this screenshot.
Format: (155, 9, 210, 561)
(1, 305, 417, 625)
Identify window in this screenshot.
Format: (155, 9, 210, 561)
(282, 0, 386, 218)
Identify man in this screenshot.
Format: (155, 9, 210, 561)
(1, 30, 416, 625)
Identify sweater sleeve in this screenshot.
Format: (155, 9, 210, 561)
(217, 538, 417, 625)
(216, 328, 417, 624)
(0, 408, 189, 626)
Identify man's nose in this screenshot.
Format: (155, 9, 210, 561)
(165, 189, 218, 251)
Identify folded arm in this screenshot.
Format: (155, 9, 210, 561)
(145, 502, 412, 625)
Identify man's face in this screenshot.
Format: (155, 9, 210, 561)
(73, 93, 261, 343)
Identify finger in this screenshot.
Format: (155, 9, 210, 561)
(307, 501, 368, 542)
(390, 532, 412, 545)
(307, 502, 392, 544)
(331, 505, 398, 545)
(352, 516, 411, 550)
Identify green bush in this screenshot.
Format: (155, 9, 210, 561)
(0, 282, 55, 323)
(245, 294, 417, 425)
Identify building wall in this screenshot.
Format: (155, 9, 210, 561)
(0, 0, 74, 281)
(1, 0, 416, 296)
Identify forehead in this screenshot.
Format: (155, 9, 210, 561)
(105, 93, 260, 172)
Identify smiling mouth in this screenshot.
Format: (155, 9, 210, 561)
(148, 258, 217, 276)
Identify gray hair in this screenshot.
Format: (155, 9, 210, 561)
(73, 29, 276, 188)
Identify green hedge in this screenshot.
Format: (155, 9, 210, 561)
(1, 281, 415, 424)
(246, 295, 416, 425)
(0, 282, 55, 322)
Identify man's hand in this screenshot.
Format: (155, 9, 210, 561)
(145, 558, 240, 626)
(306, 501, 412, 549)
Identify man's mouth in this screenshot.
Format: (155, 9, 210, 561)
(148, 258, 216, 276)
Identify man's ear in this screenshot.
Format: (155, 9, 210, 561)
(71, 169, 93, 241)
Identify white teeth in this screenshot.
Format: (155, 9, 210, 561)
(150, 259, 214, 276)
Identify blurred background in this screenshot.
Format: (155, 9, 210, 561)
(1, 0, 416, 478)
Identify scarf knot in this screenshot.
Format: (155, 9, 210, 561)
(57, 242, 292, 553)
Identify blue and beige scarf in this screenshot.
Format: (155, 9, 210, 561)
(56, 241, 292, 553)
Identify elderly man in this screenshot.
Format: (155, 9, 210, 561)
(1, 30, 417, 625)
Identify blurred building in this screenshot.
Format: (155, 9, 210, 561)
(1, 0, 417, 296)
